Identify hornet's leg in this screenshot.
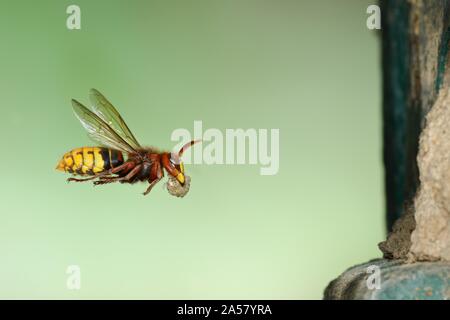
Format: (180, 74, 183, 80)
(94, 164, 142, 186)
(143, 178, 161, 196)
(67, 173, 111, 183)
(67, 162, 132, 183)
(143, 163, 164, 196)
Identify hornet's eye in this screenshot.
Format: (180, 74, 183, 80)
(170, 155, 184, 174)
(170, 154, 180, 166)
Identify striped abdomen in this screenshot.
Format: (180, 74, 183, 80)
(56, 147, 124, 176)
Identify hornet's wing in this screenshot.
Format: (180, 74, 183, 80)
(89, 89, 142, 151)
(72, 98, 138, 154)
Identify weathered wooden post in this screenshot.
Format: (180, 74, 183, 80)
(325, 0, 450, 299)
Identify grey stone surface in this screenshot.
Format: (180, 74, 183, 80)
(324, 259, 450, 300)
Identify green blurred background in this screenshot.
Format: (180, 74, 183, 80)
(0, 0, 383, 299)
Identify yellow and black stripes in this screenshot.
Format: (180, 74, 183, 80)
(56, 147, 124, 176)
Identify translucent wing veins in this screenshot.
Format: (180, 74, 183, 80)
(71, 99, 138, 154)
(89, 89, 142, 151)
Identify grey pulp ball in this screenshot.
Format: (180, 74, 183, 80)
(166, 175, 191, 198)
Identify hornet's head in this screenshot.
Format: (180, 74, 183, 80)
(162, 140, 201, 185)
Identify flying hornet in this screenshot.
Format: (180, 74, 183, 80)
(55, 89, 200, 197)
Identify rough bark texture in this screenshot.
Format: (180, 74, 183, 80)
(378, 204, 415, 259)
(411, 70, 450, 261)
(379, 0, 450, 261)
(381, 0, 416, 231)
(324, 1, 450, 299)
